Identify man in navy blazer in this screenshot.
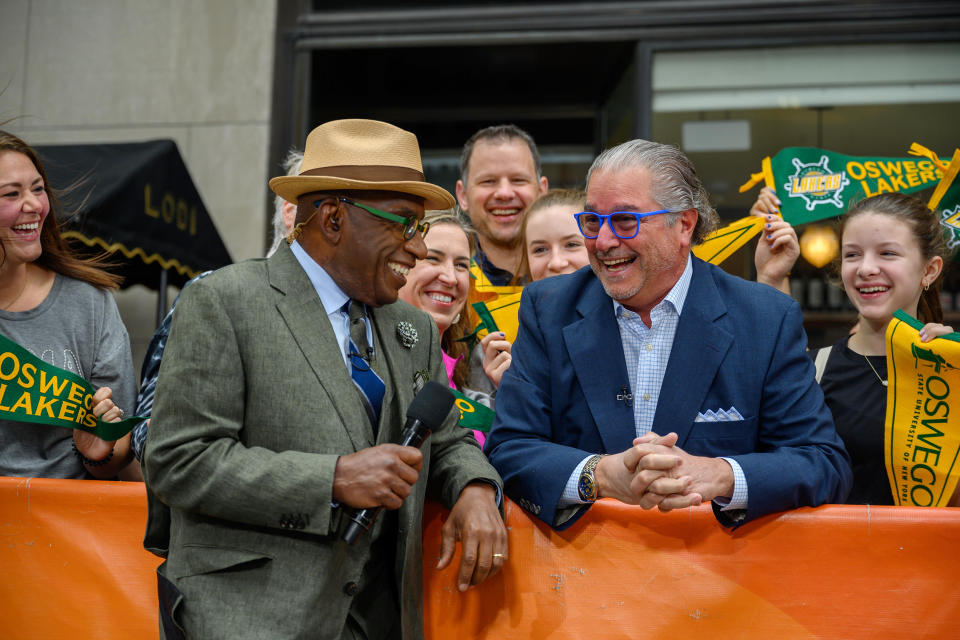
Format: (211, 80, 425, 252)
(485, 139, 852, 529)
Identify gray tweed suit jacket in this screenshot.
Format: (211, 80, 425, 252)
(143, 243, 501, 639)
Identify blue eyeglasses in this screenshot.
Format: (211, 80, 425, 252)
(573, 209, 671, 240)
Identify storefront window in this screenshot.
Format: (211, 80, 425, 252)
(651, 42, 960, 344)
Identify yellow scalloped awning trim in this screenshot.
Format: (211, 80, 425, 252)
(62, 231, 200, 278)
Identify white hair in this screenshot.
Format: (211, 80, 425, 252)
(266, 149, 304, 257)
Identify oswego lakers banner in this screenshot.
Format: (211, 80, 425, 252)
(0, 333, 144, 441)
(740, 146, 949, 225)
(885, 311, 960, 507)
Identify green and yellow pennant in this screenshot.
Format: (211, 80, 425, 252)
(924, 147, 960, 253)
(465, 262, 523, 345)
(740, 145, 950, 226)
(450, 388, 496, 433)
(0, 333, 144, 441)
(884, 311, 960, 507)
(692, 215, 767, 266)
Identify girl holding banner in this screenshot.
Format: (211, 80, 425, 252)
(755, 188, 959, 506)
(0, 130, 136, 480)
(474, 189, 593, 391)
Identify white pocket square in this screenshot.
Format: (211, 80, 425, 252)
(695, 406, 743, 422)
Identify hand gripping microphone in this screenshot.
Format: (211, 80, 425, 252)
(343, 380, 456, 544)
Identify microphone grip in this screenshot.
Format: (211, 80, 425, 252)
(342, 419, 433, 545)
(343, 507, 382, 545)
(399, 418, 432, 449)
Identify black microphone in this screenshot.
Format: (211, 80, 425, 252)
(343, 380, 455, 544)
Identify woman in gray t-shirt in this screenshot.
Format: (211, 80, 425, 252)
(0, 130, 136, 480)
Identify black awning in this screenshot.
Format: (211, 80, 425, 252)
(36, 140, 232, 290)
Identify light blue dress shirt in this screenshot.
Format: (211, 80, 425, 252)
(290, 240, 372, 369)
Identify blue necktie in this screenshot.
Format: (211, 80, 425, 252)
(347, 300, 385, 428)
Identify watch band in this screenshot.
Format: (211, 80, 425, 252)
(578, 454, 604, 503)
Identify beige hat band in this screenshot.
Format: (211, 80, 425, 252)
(300, 165, 425, 182)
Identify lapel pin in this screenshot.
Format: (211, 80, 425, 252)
(396, 322, 418, 349)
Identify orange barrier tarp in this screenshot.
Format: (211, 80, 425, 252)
(0, 477, 162, 639)
(3, 477, 960, 638)
(423, 500, 960, 639)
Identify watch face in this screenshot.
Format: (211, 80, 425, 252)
(578, 475, 597, 502)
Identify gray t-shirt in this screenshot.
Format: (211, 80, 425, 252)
(0, 274, 135, 478)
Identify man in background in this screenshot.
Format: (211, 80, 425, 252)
(266, 148, 304, 256)
(456, 124, 548, 284)
(457, 125, 548, 393)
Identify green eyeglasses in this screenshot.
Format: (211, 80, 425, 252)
(334, 197, 430, 240)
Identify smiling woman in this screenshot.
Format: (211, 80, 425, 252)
(0, 130, 137, 481)
(518, 188, 590, 283)
(471, 189, 593, 395)
(398, 209, 490, 443)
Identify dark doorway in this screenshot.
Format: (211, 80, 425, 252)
(307, 41, 635, 191)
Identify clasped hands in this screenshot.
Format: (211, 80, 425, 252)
(594, 432, 735, 511)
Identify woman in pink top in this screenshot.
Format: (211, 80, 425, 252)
(398, 210, 488, 445)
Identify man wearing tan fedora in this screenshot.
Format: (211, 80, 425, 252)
(143, 119, 507, 639)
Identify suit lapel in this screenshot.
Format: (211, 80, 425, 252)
(652, 258, 733, 446)
(564, 278, 637, 453)
(268, 246, 374, 450)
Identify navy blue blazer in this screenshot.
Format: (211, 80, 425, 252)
(486, 258, 852, 529)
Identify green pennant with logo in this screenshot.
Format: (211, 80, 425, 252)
(741, 145, 950, 226)
(449, 388, 495, 433)
(0, 333, 144, 441)
(930, 149, 960, 253)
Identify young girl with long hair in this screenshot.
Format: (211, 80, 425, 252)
(818, 192, 956, 504)
(753, 188, 958, 505)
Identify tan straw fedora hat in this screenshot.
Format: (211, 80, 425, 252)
(269, 119, 455, 210)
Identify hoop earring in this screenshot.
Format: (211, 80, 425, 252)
(924, 282, 930, 291)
